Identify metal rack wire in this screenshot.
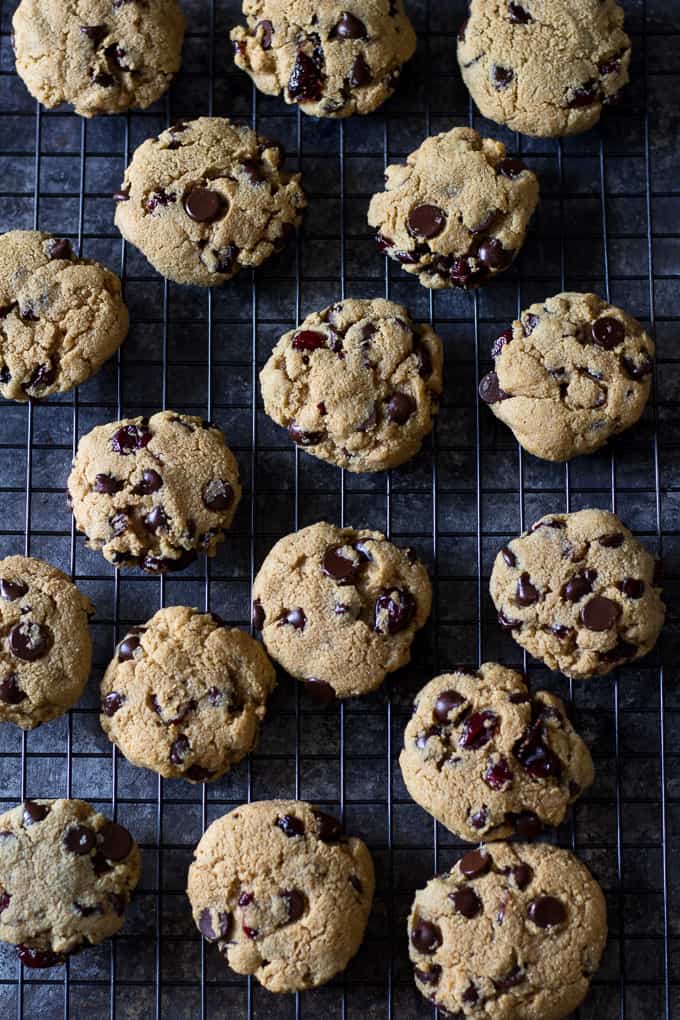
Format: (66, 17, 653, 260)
(0, 0, 677, 1017)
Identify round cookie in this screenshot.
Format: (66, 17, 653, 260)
(252, 521, 432, 699)
(0, 798, 140, 967)
(114, 117, 306, 287)
(187, 799, 375, 992)
(457, 0, 631, 138)
(260, 298, 444, 472)
(0, 555, 94, 729)
(230, 0, 417, 118)
(479, 292, 655, 461)
(409, 842, 607, 1019)
(12, 0, 184, 118)
(367, 127, 539, 290)
(400, 663, 594, 843)
(67, 410, 242, 574)
(100, 606, 276, 783)
(0, 231, 128, 402)
(490, 509, 665, 679)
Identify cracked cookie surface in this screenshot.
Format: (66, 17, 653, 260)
(100, 606, 276, 783)
(457, 0, 631, 138)
(0, 231, 128, 402)
(187, 799, 374, 992)
(479, 292, 654, 462)
(409, 842, 607, 1019)
(260, 298, 443, 472)
(400, 663, 593, 843)
(114, 117, 306, 286)
(367, 127, 539, 290)
(252, 521, 432, 699)
(230, 0, 416, 118)
(12, 0, 184, 117)
(67, 410, 242, 574)
(0, 798, 140, 967)
(490, 509, 665, 679)
(0, 555, 93, 729)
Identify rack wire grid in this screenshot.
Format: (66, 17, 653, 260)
(0, 0, 678, 1017)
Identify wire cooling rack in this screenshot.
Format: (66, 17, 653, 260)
(0, 0, 678, 1017)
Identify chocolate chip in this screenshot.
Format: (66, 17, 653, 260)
(591, 316, 624, 350)
(414, 964, 441, 985)
(458, 17, 468, 41)
(8, 622, 52, 662)
(494, 965, 525, 991)
(508, 2, 532, 22)
(478, 370, 508, 404)
(99, 821, 133, 861)
(498, 157, 527, 178)
(528, 896, 566, 927)
(276, 814, 305, 837)
(562, 568, 597, 602)
(498, 610, 522, 630)
(118, 633, 141, 662)
(569, 81, 599, 107)
(94, 473, 123, 495)
(492, 64, 514, 89)
(203, 479, 234, 512)
(238, 891, 253, 907)
(411, 920, 442, 954)
(252, 599, 265, 630)
(184, 188, 223, 223)
(80, 24, 108, 46)
(132, 469, 163, 495)
(516, 572, 539, 606)
(313, 810, 341, 842)
(323, 545, 360, 584)
(0, 578, 28, 601)
(288, 423, 325, 446)
(386, 391, 416, 425)
(169, 735, 190, 766)
(282, 889, 306, 922)
(279, 607, 306, 630)
(459, 849, 491, 879)
(101, 692, 125, 717)
(111, 423, 152, 454)
(185, 764, 214, 782)
(407, 204, 446, 239)
(0, 675, 27, 705)
(25, 362, 56, 392)
(469, 806, 488, 830)
(622, 355, 654, 381)
(199, 908, 231, 941)
(64, 825, 95, 855)
(433, 690, 464, 723)
(600, 638, 637, 663)
(476, 237, 513, 269)
(501, 546, 516, 567)
(530, 517, 565, 532)
(349, 875, 363, 894)
(459, 710, 498, 750)
(292, 330, 327, 352)
(215, 244, 239, 274)
(46, 237, 72, 260)
(350, 55, 372, 87)
(450, 887, 481, 918)
(599, 532, 624, 548)
(144, 505, 168, 533)
(257, 19, 273, 48)
(333, 12, 367, 38)
(92, 71, 116, 87)
(512, 810, 542, 839)
(471, 208, 503, 236)
(288, 50, 323, 103)
(23, 801, 49, 827)
(513, 863, 533, 889)
(304, 677, 336, 705)
(484, 756, 513, 789)
(580, 595, 621, 631)
(373, 588, 415, 634)
(513, 720, 563, 779)
(618, 577, 645, 599)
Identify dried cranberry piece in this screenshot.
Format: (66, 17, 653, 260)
(111, 423, 151, 455)
(469, 806, 488, 830)
(458, 711, 498, 751)
(16, 945, 64, 968)
(288, 50, 323, 103)
(484, 756, 513, 789)
(292, 330, 327, 352)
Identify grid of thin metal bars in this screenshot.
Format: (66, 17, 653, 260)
(0, 0, 677, 1017)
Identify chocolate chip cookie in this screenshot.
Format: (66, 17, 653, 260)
(260, 298, 443, 472)
(12, 0, 184, 118)
(114, 117, 306, 287)
(0, 231, 128, 402)
(490, 509, 665, 678)
(0, 798, 140, 968)
(230, 0, 417, 118)
(187, 800, 374, 992)
(409, 842, 607, 1019)
(400, 663, 593, 843)
(100, 606, 276, 783)
(252, 522, 432, 700)
(0, 555, 94, 730)
(457, 0, 631, 137)
(479, 293, 655, 461)
(367, 127, 539, 289)
(67, 410, 242, 574)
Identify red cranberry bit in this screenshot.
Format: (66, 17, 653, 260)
(580, 595, 621, 632)
(0, 675, 27, 705)
(568, 81, 599, 107)
(373, 588, 416, 634)
(252, 599, 265, 630)
(484, 756, 513, 790)
(292, 330, 327, 352)
(618, 577, 645, 599)
(99, 821, 133, 861)
(433, 689, 464, 724)
(170, 734, 190, 765)
(478, 371, 508, 404)
(279, 607, 306, 630)
(0, 577, 26, 602)
(513, 720, 563, 779)
(508, 2, 532, 22)
(591, 316, 624, 350)
(407, 204, 446, 239)
(242, 924, 259, 939)
(111, 423, 152, 454)
(459, 710, 498, 751)
(282, 889, 306, 922)
(304, 677, 336, 705)
(23, 801, 49, 827)
(101, 691, 125, 717)
(450, 887, 481, 918)
(118, 633, 142, 661)
(492, 65, 514, 89)
(63, 825, 95, 855)
(313, 809, 341, 842)
(387, 391, 416, 424)
(528, 896, 566, 928)
(276, 814, 305, 837)
(516, 572, 539, 606)
(288, 50, 323, 103)
(333, 12, 367, 38)
(410, 920, 442, 954)
(16, 945, 64, 968)
(203, 479, 234, 512)
(459, 849, 491, 879)
(184, 188, 223, 223)
(257, 19, 273, 49)
(8, 622, 52, 662)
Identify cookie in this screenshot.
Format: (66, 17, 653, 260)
(114, 117, 306, 287)
(0, 798, 140, 968)
(67, 410, 242, 574)
(100, 606, 276, 783)
(12, 0, 184, 118)
(251, 521, 432, 699)
(400, 663, 594, 843)
(260, 298, 443, 472)
(187, 799, 374, 992)
(457, 0, 631, 138)
(0, 231, 128, 402)
(479, 293, 655, 461)
(490, 509, 665, 679)
(409, 842, 607, 1019)
(0, 555, 94, 730)
(367, 127, 539, 290)
(230, 0, 417, 118)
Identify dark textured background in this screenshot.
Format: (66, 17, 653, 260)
(0, 0, 678, 1017)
